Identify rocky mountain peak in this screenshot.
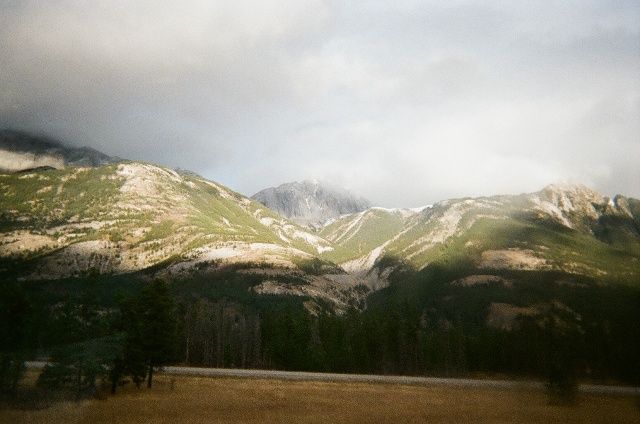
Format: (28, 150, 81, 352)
(533, 183, 604, 224)
(251, 180, 371, 228)
(540, 182, 604, 205)
(525, 182, 640, 233)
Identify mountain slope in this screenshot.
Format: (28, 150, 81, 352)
(319, 184, 640, 288)
(320, 208, 410, 263)
(251, 180, 371, 228)
(0, 163, 295, 273)
(0, 161, 369, 311)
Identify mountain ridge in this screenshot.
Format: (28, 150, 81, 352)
(318, 182, 640, 290)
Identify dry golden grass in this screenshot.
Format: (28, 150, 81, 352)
(2, 373, 638, 424)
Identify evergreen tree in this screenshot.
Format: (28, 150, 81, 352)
(38, 335, 123, 399)
(543, 303, 582, 405)
(0, 281, 31, 398)
(108, 296, 147, 393)
(36, 301, 122, 399)
(138, 280, 177, 388)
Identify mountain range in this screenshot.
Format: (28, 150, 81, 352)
(2, 129, 640, 382)
(1, 129, 638, 324)
(2, 131, 639, 298)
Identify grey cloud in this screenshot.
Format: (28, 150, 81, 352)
(1, 0, 639, 206)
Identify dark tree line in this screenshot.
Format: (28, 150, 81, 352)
(180, 299, 262, 368)
(176, 300, 468, 377)
(3, 271, 640, 402)
(172, 292, 640, 389)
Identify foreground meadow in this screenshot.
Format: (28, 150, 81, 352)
(2, 373, 638, 424)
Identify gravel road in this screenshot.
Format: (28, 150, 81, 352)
(26, 362, 640, 395)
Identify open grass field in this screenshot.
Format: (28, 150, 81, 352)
(1, 373, 638, 424)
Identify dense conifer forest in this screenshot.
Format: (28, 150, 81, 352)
(3, 262, 639, 401)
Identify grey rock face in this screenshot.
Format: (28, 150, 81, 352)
(252, 180, 371, 228)
(0, 129, 118, 172)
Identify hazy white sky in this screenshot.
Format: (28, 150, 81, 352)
(1, 0, 639, 206)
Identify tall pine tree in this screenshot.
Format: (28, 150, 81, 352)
(138, 280, 177, 388)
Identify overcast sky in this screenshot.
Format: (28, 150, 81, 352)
(1, 1, 639, 206)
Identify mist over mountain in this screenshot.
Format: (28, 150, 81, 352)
(251, 180, 371, 228)
(2, 1, 639, 206)
(0, 129, 118, 172)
